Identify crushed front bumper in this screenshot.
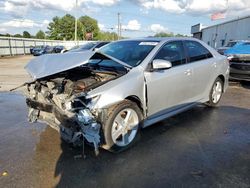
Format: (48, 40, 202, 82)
(26, 98, 101, 155)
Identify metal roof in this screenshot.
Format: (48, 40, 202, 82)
(202, 15, 250, 31)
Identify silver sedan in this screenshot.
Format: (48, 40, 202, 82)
(24, 37, 229, 154)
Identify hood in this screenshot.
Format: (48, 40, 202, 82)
(224, 43, 250, 55)
(25, 50, 95, 80)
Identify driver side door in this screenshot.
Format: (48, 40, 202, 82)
(144, 40, 194, 118)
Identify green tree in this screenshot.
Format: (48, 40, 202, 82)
(78, 16, 99, 39)
(96, 31, 118, 41)
(154, 32, 188, 38)
(175, 33, 188, 37)
(47, 14, 83, 40)
(13, 34, 22, 37)
(23, 31, 31, 38)
(154, 32, 174, 37)
(36, 30, 45, 39)
(0, 33, 11, 37)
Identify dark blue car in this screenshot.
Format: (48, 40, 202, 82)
(33, 45, 54, 56)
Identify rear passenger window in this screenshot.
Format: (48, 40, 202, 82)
(184, 41, 213, 62)
(154, 41, 186, 67)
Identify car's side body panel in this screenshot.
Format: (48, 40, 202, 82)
(144, 63, 194, 117)
(87, 66, 147, 116)
(143, 102, 197, 128)
(87, 38, 229, 129)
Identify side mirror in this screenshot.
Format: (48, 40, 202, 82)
(93, 48, 99, 52)
(152, 59, 172, 70)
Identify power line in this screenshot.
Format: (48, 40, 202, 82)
(117, 12, 121, 39)
(74, 0, 78, 44)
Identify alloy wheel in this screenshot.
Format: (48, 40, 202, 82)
(111, 108, 139, 147)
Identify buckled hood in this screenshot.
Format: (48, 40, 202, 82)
(25, 51, 95, 80)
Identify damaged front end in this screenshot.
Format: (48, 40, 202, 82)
(23, 52, 128, 155)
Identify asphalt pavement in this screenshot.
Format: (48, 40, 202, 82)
(0, 82, 250, 188)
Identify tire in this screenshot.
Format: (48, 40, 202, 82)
(206, 77, 223, 107)
(102, 100, 143, 153)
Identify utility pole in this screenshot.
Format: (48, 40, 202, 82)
(117, 12, 121, 40)
(75, 0, 78, 45)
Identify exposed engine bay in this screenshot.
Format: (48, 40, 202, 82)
(24, 65, 121, 155)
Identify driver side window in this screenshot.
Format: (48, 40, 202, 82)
(154, 41, 186, 67)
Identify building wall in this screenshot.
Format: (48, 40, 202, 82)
(0, 37, 89, 56)
(201, 16, 250, 49)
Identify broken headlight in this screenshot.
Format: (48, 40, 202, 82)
(77, 109, 94, 125)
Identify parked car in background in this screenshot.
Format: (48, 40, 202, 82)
(23, 38, 229, 155)
(31, 45, 47, 55)
(224, 41, 250, 81)
(33, 45, 54, 56)
(53, 45, 65, 53)
(30, 46, 35, 54)
(217, 40, 242, 55)
(65, 41, 109, 53)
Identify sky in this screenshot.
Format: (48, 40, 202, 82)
(0, 0, 250, 38)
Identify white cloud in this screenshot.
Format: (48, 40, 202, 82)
(3, 1, 29, 17)
(150, 24, 168, 33)
(122, 20, 141, 31)
(91, 0, 119, 6)
(0, 28, 7, 32)
(98, 23, 105, 30)
(42, 20, 50, 25)
(2, 0, 120, 18)
(142, 0, 184, 13)
(135, 0, 250, 16)
(1, 19, 49, 28)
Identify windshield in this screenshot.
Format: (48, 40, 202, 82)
(226, 41, 237, 47)
(99, 40, 158, 67)
(87, 53, 128, 73)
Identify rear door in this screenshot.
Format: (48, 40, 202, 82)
(183, 40, 216, 101)
(144, 40, 194, 117)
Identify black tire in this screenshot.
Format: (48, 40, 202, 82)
(206, 77, 223, 107)
(102, 100, 143, 153)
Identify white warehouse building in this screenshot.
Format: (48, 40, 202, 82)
(191, 15, 250, 49)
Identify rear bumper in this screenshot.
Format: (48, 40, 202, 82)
(229, 62, 250, 81)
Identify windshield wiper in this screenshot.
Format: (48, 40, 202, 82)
(95, 51, 132, 70)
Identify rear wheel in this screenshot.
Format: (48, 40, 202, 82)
(102, 100, 143, 153)
(206, 77, 223, 107)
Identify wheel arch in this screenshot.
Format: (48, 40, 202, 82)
(125, 95, 143, 111)
(218, 74, 225, 91)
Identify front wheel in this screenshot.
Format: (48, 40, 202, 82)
(206, 77, 223, 107)
(102, 100, 143, 153)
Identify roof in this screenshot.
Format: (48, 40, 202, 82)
(118, 37, 197, 42)
(202, 14, 250, 31)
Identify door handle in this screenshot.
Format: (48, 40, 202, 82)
(184, 69, 192, 76)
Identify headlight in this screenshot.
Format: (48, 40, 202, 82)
(77, 109, 94, 124)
